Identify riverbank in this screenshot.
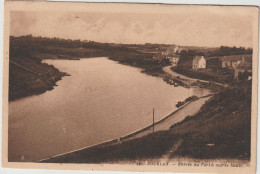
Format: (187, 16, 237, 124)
(9, 57, 67, 101)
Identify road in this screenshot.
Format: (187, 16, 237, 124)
(163, 66, 228, 87)
(127, 96, 211, 139)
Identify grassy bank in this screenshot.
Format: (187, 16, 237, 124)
(42, 131, 179, 163)
(9, 57, 66, 101)
(173, 66, 233, 84)
(170, 81, 251, 159)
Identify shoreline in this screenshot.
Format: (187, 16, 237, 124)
(9, 55, 163, 101)
(9, 58, 68, 102)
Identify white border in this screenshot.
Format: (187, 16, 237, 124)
(0, 1, 259, 174)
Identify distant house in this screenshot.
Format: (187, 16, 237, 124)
(166, 56, 180, 65)
(192, 56, 206, 70)
(162, 46, 182, 56)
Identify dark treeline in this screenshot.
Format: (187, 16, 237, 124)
(9, 35, 171, 75)
(9, 35, 133, 61)
(209, 46, 252, 56)
(10, 35, 118, 50)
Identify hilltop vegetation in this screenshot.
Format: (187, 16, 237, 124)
(209, 46, 252, 57)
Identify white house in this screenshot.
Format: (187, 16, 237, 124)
(192, 56, 206, 70)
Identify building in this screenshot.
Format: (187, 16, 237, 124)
(162, 46, 183, 56)
(173, 46, 182, 53)
(234, 60, 252, 81)
(166, 56, 180, 65)
(192, 56, 206, 70)
(170, 57, 180, 65)
(221, 56, 249, 69)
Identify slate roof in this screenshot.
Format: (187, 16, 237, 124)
(193, 56, 204, 62)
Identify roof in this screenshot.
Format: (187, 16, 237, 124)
(211, 54, 252, 62)
(193, 56, 204, 62)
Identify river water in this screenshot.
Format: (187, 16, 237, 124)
(8, 57, 209, 162)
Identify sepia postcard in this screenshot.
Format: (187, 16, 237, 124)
(2, 1, 259, 173)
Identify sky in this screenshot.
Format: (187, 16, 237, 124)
(10, 4, 257, 47)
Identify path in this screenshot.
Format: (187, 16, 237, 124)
(10, 60, 41, 77)
(160, 139, 183, 162)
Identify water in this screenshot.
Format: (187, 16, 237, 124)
(8, 57, 209, 162)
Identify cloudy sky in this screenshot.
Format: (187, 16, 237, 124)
(10, 4, 256, 47)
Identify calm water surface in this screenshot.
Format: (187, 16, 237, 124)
(9, 57, 209, 162)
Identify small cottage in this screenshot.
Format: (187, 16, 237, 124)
(192, 56, 206, 70)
